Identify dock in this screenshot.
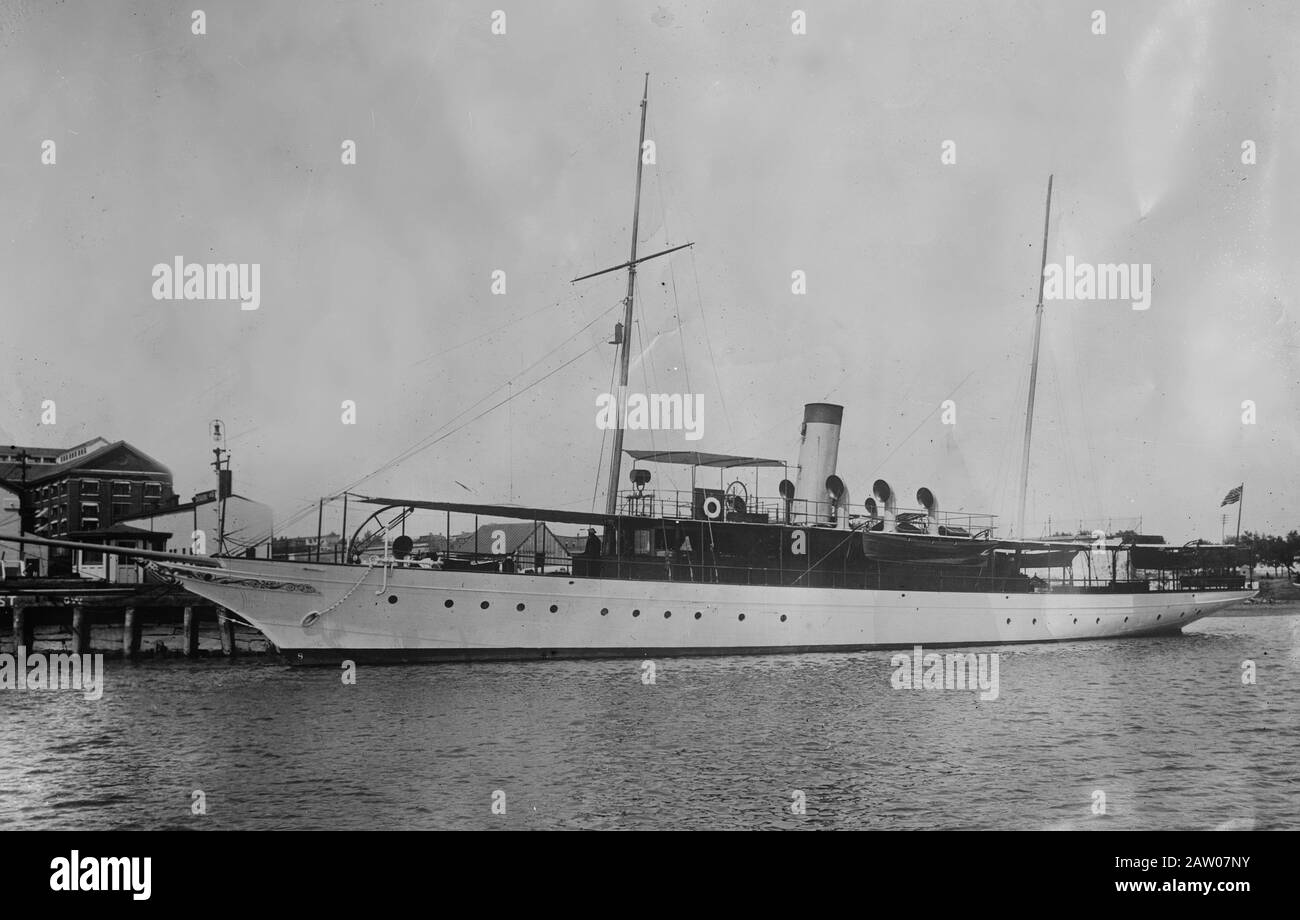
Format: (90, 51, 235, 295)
(1, 579, 270, 658)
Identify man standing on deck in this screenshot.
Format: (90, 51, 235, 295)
(585, 528, 603, 577)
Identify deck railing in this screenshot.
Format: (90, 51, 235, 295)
(369, 549, 1249, 595)
(614, 489, 998, 536)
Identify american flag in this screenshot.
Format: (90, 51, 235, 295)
(1220, 485, 1243, 507)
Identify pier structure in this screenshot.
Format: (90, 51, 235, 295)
(1, 579, 269, 658)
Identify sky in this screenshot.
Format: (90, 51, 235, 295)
(1, 0, 1297, 541)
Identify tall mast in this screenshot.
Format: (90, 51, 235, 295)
(1015, 174, 1053, 540)
(604, 73, 650, 517)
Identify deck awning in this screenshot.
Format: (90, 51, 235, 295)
(1131, 543, 1250, 570)
(357, 497, 612, 527)
(625, 450, 785, 469)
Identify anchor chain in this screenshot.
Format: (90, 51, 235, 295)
(301, 562, 376, 628)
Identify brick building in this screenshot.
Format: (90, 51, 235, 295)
(0, 437, 176, 575)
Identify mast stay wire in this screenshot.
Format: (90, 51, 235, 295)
(591, 338, 620, 513)
(688, 246, 734, 445)
(340, 302, 620, 491)
(648, 107, 694, 399)
(411, 286, 589, 368)
(249, 312, 614, 545)
(991, 315, 1033, 529)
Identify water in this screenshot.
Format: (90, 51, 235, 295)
(3, 613, 1298, 830)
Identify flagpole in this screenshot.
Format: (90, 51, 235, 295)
(1235, 482, 1243, 543)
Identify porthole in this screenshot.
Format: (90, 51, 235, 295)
(1095, 618, 1100, 624)
(516, 603, 525, 611)
(444, 599, 454, 608)
(1178, 611, 1184, 617)
(1005, 618, 1011, 625)
(1124, 616, 1129, 622)
(1032, 618, 1037, 625)
(780, 614, 787, 622)
(549, 604, 558, 613)
(1157, 614, 1162, 620)
(480, 601, 490, 610)
(694, 611, 701, 620)
(664, 611, 671, 619)
(600, 608, 608, 616)
(388, 595, 398, 604)
(1073, 618, 1078, 624)
(738, 613, 746, 621)
(632, 609, 640, 618)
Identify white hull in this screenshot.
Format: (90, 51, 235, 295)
(159, 558, 1256, 664)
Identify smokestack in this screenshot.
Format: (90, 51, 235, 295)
(794, 403, 844, 517)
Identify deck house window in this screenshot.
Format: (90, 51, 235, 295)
(111, 481, 132, 497)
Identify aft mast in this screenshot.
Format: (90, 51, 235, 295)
(1015, 175, 1053, 540)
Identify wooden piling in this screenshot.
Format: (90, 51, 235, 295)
(72, 606, 90, 655)
(12, 601, 34, 654)
(123, 607, 141, 659)
(183, 605, 200, 657)
(217, 608, 237, 658)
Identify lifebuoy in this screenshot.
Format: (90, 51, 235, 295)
(702, 496, 722, 519)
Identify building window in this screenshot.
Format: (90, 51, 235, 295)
(144, 482, 162, 498)
(80, 502, 100, 530)
(111, 481, 132, 497)
(80, 479, 99, 496)
(111, 503, 131, 521)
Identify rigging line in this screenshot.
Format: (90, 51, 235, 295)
(866, 370, 978, 482)
(246, 342, 604, 547)
(688, 246, 733, 444)
(251, 342, 598, 549)
(350, 340, 603, 495)
(591, 341, 619, 512)
(1042, 322, 1084, 534)
(1045, 332, 1082, 531)
(793, 525, 866, 585)
(412, 296, 622, 447)
(386, 294, 619, 487)
(634, 275, 682, 495)
(1065, 305, 1102, 521)
(732, 365, 852, 453)
(357, 299, 624, 486)
(648, 112, 694, 399)
(632, 292, 667, 490)
(993, 324, 1032, 524)
(411, 289, 585, 367)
